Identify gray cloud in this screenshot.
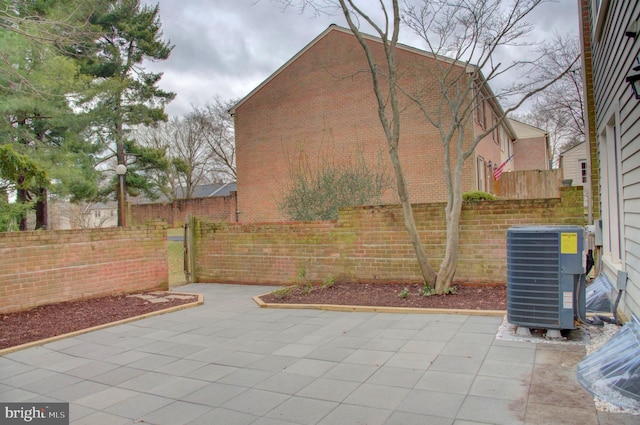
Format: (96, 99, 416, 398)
(143, 0, 579, 117)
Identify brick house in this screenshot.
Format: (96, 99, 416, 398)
(509, 119, 550, 171)
(232, 25, 546, 222)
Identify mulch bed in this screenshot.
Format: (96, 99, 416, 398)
(0, 292, 198, 350)
(259, 282, 507, 310)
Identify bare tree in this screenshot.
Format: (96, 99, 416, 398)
(192, 97, 237, 182)
(512, 34, 584, 168)
(135, 116, 214, 200)
(274, 0, 578, 293)
(67, 202, 113, 229)
(135, 97, 237, 200)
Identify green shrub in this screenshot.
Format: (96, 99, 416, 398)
(272, 287, 293, 299)
(462, 191, 496, 201)
(293, 268, 314, 294)
(321, 276, 335, 288)
(398, 287, 410, 299)
(299, 281, 314, 294)
(420, 284, 457, 296)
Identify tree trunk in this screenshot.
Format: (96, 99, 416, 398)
(388, 145, 438, 286)
(35, 187, 48, 230)
(336, 0, 437, 287)
(17, 187, 28, 231)
(435, 193, 463, 292)
(435, 133, 466, 293)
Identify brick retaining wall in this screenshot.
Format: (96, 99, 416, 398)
(0, 222, 169, 314)
(192, 187, 584, 285)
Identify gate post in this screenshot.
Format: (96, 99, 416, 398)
(183, 215, 196, 283)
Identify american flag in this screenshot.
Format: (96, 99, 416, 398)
(494, 154, 515, 181)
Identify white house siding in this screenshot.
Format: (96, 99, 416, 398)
(560, 143, 590, 210)
(48, 201, 117, 230)
(589, 0, 640, 320)
(561, 143, 587, 186)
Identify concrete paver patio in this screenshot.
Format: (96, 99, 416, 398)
(0, 284, 636, 424)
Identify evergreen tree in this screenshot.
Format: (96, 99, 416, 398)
(0, 145, 48, 231)
(80, 0, 174, 224)
(0, 0, 99, 229)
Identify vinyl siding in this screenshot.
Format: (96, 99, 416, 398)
(590, 0, 640, 319)
(561, 143, 587, 185)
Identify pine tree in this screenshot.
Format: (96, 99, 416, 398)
(80, 0, 174, 225)
(0, 0, 99, 229)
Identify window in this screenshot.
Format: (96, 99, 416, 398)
(599, 115, 623, 263)
(580, 160, 587, 184)
(477, 156, 486, 192)
(592, 0, 610, 42)
(94, 210, 101, 218)
(475, 88, 486, 129)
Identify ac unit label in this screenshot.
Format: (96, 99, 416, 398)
(560, 232, 578, 254)
(563, 291, 574, 309)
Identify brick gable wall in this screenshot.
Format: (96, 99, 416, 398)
(235, 29, 477, 222)
(513, 136, 548, 170)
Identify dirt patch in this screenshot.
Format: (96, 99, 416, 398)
(0, 292, 198, 350)
(259, 282, 506, 310)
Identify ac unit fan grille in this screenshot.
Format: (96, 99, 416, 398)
(507, 230, 562, 328)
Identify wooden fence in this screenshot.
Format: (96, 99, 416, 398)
(494, 169, 562, 199)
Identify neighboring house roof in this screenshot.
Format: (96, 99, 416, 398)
(229, 24, 517, 140)
(133, 182, 238, 204)
(50, 200, 116, 213)
(558, 141, 587, 171)
(84, 201, 117, 210)
(508, 118, 547, 139)
(559, 141, 587, 156)
(176, 182, 237, 199)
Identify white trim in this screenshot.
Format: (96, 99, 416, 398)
(598, 105, 626, 265)
(477, 156, 486, 192)
(592, 0, 610, 42)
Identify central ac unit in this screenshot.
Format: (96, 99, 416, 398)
(507, 226, 585, 330)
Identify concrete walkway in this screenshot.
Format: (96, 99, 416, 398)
(0, 284, 635, 425)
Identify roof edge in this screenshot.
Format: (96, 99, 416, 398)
(508, 117, 547, 135)
(559, 140, 587, 156)
(229, 24, 338, 114)
(229, 24, 476, 115)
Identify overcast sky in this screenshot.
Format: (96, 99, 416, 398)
(142, 0, 580, 118)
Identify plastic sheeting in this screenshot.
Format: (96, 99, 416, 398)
(577, 322, 640, 410)
(586, 275, 614, 313)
